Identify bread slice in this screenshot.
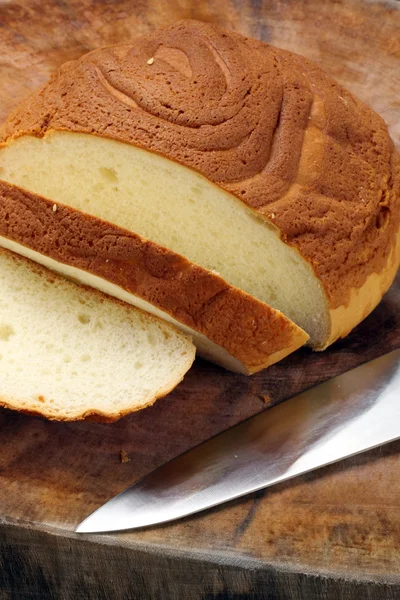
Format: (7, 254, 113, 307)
(0, 183, 308, 375)
(0, 20, 398, 351)
(0, 248, 195, 421)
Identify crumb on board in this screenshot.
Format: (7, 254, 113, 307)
(120, 450, 131, 464)
(260, 394, 272, 406)
(147, 57, 154, 65)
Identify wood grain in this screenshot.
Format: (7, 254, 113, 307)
(0, 1, 400, 598)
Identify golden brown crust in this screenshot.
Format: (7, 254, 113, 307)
(1, 19, 399, 313)
(326, 223, 400, 349)
(0, 377, 177, 423)
(0, 360, 192, 421)
(0, 181, 308, 373)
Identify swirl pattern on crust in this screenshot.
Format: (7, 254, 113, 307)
(1, 19, 399, 308)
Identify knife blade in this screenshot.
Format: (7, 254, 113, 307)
(76, 349, 400, 534)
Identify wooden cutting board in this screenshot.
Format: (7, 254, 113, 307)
(1, 1, 400, 598)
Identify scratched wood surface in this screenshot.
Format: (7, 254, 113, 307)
(0, 1, 400, 599)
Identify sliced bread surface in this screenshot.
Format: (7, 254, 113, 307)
(0, 248, 195, 421)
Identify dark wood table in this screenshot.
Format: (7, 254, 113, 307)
(1, 1, 400, 598)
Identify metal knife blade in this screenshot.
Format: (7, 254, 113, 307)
(76, 349, 400, 534)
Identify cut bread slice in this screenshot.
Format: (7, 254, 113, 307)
(0, 181, 308, 374)
(0, 248, 195, 421)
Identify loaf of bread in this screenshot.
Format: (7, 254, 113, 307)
(0, 20, 399, 362)
(0, 248, 195, 421)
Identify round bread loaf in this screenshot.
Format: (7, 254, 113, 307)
(0, 19, 399, 350)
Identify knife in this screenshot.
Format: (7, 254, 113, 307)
(76, 349, 400, 534)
